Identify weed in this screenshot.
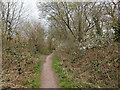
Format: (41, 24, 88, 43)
(53, 55, 90, 88)
(23, 56, 41, 88)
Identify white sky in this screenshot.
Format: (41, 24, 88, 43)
(22, 0, 49, 30)
(23, 0, 39, 21)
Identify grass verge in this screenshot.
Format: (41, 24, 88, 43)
(52, 55, 90, 88)
(23, 55, 42, 88)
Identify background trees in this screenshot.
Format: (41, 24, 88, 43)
(38, 2, 119, 50)
(0, 1, 47, 54)
(21, 21, 46, 54)
(0, 1, 25, 51)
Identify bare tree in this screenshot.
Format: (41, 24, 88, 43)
(21, 21, 45, 53)
(38, 2, 118, 49)
(0, 1, 25, 50)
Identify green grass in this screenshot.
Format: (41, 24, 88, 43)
(23, 55, 42, 88)
(52, 55, 74, 88)
(52, 55, 91, 88)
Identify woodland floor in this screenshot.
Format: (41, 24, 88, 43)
(2, 43, 119, 88)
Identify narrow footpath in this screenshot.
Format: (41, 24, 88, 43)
(40, 52, 59, 88)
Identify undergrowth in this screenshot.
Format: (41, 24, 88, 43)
(53, 55, 90, 88)
(53, 43, 119, 88)
(23, 55, 41, 88)
(2, 47, 42, 88)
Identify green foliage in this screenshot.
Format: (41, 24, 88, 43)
(23, 56, 41, 88)
(32, 60, 41, 73)
(32, 48, 38, 54)
(53, 55, 90, 88)
(23, 79, 32, 86)
(108, 50, 113, 54)
(40, 47, 51, 55)
(112, 20, 120, 42)
(11, 61, 16, 63)
(53, 55, 72, 88)
(87, 78, 94, 84)
(30, 58, 41, 88)
(9, 50, 16, 55)
(17, 64, 24, 74)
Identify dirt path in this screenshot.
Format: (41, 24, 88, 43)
(40, 52, 59, 88)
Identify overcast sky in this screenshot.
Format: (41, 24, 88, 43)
(22, 0, 49, 30)
(23, 0, 39, 21)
